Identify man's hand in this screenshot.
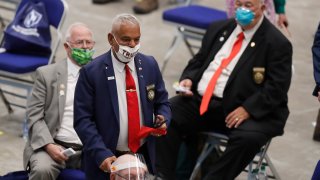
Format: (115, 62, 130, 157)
(151, 115, 167, 137)
(99, 156, 117, 173)
(44, 143, 68, 164)
(278, 14, 289, 28)
(225, 106, 250, 128)
(177, 79, 193, 96)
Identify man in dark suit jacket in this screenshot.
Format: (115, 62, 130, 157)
(74, 14, 171, 180)
(156, 0, 292, 179)
(312, 23, 320, 100)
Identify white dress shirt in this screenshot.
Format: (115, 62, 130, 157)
(197, 16, 264, 98)
(55, 58, 82, 145)
(111, 52, 144, 151)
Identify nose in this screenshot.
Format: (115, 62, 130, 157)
(83, 41, 89, 49)
(128, 40, 137, 48)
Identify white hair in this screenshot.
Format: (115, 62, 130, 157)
(65, 22, 94, 41)
(111, 13, 140, 34)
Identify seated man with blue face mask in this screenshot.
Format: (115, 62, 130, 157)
(155, 0, 292, 179)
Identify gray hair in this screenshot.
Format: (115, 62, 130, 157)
(111, 13, 140, 34)
(65, 22, 94, 41)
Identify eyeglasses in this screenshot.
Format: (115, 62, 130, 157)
(68, 40, 95, 47)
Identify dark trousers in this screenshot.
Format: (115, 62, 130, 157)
(156, 95, 270, 180)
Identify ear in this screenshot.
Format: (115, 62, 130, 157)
(260, 3, 266, 12)
(63, 42, 70, 51)
(107, 33, 114, 46)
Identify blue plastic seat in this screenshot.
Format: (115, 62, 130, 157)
(0, 169, 85, 180)
(161, 0, 227, 73)
(163, 5, 227, 30)
(0, 0, 68, 137)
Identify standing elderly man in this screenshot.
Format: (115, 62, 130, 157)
(74, 13, 171, 180)
(156, 0, 292, 179)
(23, 22, 95, 179)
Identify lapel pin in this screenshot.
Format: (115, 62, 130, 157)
(219, 37, 224, 42)
(250, 42, 255, 47)
(59, 90, 65, 96)
(223, 31, 227, 35)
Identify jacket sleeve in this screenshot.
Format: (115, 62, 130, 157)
(27, 69, 54, 150)
(74, 67, 113, 167)
(313, 23, 320, 96)
(273, 0, 286, 14)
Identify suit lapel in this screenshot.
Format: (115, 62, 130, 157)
(57, 60, 68, 122)
(134, 55, 147, 123)
(225, 19, 267, 90)
(200, 23, 236, 76)
(104, 51, 120, 122)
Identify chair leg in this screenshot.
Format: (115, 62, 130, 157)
(0, 87, 13, 113)
(161, 30, 183, 73)
(265, 154, 281, 180)
(189, 143, 215, 180)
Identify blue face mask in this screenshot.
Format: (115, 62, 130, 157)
(235, 7, 255, 26)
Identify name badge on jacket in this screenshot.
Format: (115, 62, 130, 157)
(253, 67, 265, 84)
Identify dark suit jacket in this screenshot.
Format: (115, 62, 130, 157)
(74, 50, 171, 180)
(313, 23, 320, 96)
(181, 18, 292, 136)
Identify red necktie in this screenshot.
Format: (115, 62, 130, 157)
(199, 32, 245, 115)
(125, 64, 141, 153)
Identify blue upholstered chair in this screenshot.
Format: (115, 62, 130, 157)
(0, 169, 85, 180)
(161, 0, 227, 73)
(0, 0, 68, 111)
(0, 0, 68, 138)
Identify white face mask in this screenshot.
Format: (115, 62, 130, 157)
(113, 35, 140, 63)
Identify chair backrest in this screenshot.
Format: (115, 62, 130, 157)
(15, 0, 66, 29)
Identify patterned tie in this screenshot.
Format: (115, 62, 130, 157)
(199, 32, 245, 115)
(125, 64, 141, 153)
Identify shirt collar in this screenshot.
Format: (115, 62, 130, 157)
(235, 15, 264, 40)
(67, 58, 80, 77)
(111, 49, 136, 73)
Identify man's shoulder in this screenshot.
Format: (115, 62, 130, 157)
(136, 53, 156, 64)
(36, 59, 66, 74)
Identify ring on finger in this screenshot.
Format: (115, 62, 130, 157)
(235, 117, 239, 121)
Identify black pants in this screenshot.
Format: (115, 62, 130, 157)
(156, 95, 270, 180)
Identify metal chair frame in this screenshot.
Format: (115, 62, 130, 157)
(189, 131, 282, 180)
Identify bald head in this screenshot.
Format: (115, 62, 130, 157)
(110, 154, 147, 180)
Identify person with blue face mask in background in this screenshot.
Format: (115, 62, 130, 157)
(155, 0, 292, 179)
(23, 22, 95, 180)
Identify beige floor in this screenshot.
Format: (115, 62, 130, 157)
(1, 0, 320, 179)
